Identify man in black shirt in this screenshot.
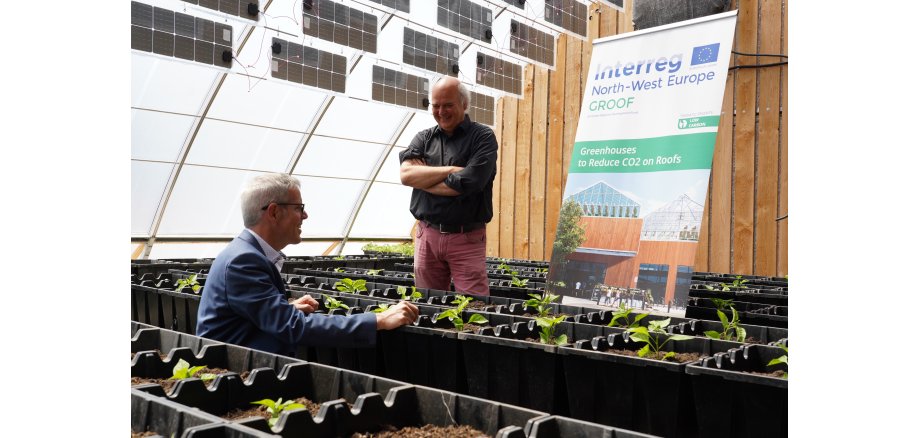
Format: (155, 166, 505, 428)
(398, 77, 498, 296)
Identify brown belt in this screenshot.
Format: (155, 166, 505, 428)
(424, 221, 486, 234)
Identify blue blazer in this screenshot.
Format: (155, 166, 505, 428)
(196, 230, 377, 355)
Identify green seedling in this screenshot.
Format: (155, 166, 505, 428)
(366, 269, 383, 276)
(710, 297, 734, 311)
(361, 242, 414, 256)
(704, 307, 747, 342)
(334, 278, 367, 293)
(535, 315, 568, 345)
(524, 292, 560, 318)
(538, 268, 549, 273)
(646, 318, 672, 334)
(767, 343, 788, 379)
(169, 358, 216, 382)
(322, 294, 351, 311)
(371, 303, 391, 313)
(626, 321, 693, 361)
(251, 398, 306, 427)
(396, 285, 422, 302)
(333, 256, 345, 260)
(606, 303, 648, 328)
(333, 267, 345, 273)
(497, 262, 513, 273)
(176, 274, 201, 294)
(435, 295, 488, 330)
(704, 283, 730, 292)
(510, 275, 529, 288)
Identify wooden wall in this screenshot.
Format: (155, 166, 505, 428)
(487, 0, 788, 277)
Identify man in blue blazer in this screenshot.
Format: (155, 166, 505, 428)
(197, 173, 419, 356)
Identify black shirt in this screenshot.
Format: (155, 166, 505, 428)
(398, 114, 498, 225)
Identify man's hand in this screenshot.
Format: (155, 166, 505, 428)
(400, 159, 464, 189)
(375, 300, 420, 330)
(291, 295, 319, 314)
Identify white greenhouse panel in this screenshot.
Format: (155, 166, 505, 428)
(132, 109, 196, 162)
(313, 98, 407, 143)
(292, 136, 386, 180)
(282, 241, 341, 257)
(348, 182, 415, 238)
(375, 146, 406, 184)
(132, 161, 175, 236)
(157, 167, 259, 236)
(298, 176, 365, 238)
(395, 113, 434, 146)
(185, 119, 302, 172)
(147, 242, 234, 260)
(207, 73, 328, 132)
(132, 54, 217, 115)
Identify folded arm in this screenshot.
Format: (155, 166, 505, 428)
(400, 159, 463, 195)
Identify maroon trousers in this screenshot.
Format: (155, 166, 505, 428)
(414, 222, 490, 296)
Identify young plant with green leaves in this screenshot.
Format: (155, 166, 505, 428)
(524, 292, 560, 317)
(535, 315, 568, 345)
(497, 262, 513, 273)
(333, 267, 345, 273)
(334, 278, 367, 293)
(366, 269, 383, 276)
(435, 295, 488, 331)
(371, 303, 390, 313)
(176, 274, 201, 294)
(606, 303, 648, 329)
(509, 275, 529, 288)
(646, 318, 672, 334)
(709, 297, 735, 312)
(251, 398, 306, 427)
(767, 343, 788, 379)
(396, 285, 422, 302)
(361, 242, 414, 256)
(626, 319, 694, 361)
(169, 358, 216, 382)
(322, 294, 351, 311)
(704, 307, 747, 342)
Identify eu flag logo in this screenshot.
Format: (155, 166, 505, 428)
(691, 43, 720, 65)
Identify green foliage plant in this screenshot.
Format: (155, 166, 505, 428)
(626, 320, 694, 361)
(176, 274, 201, 294)
(361, 242, 414, 256)
(550, 199, 587, 271)
(435, 295, 488, 330)
(333, 267, 345, 273)
(709, 297, 734, 311)
(169, 358, 216, 382)
(509, 275, 529, 288)
(250, 398, 306, 427)
(606, 303, 648, 329)
(703, 307, 747, 342)
(371, 303, 390, 313)
(322, 294, 351, 311)
(535, 315, 568, 345)
(334, 278, 367, 293)
(497, 262, 513, 273)
(767, 344, 788, 379)
(524, 292, 560, 318)
(396, 285, 422, 302)
(366, 269, 383, 276)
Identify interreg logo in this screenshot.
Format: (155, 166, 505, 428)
(691, 43, 720, 65)
(593, 53, 683, 81)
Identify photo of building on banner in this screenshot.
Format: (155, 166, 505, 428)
(547, 12, 738, 316)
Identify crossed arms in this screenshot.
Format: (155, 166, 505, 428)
(399, 158, 463, 196)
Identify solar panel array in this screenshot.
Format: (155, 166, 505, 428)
(363, 0, 410, 13)
(544, 0, 587, 37)
(475, 52, 521, 95)
(131, 1, 233, 68)
(436, 0, 494, 43)
(496, 0, 526, 10)
(270, 38, 348, 93)
(371, 65, 430, 110)
(180, 0, 260, 20)
(510, 20, 554, 66)
(302, 0, 378, 53)
(403, 28, 460, 77)
(468, 91, 495, 126)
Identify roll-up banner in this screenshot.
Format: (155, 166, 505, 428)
(548, 11, 738, 314)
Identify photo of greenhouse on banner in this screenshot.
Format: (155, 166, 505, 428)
(549, 11, 738, 315)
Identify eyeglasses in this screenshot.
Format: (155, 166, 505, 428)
(261, 202, 306, 214)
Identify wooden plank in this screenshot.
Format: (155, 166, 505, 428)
(499, 96, 519, 258)
(530, 66, 549, 261)
(544, 34, 567, 260)
(754, 0, 782, 276)
(694, 172, 712, 272)
(778, 0, 788, 276)
(622, 0, 634, 33)
(599, 3, 617, 38)
(131, 243, 145, 260)
(710, 73, 734, 274)
(487, 96, 504, 257)
(732, 0, 758, 275)
(561, 36, 583, 191)
(514, 65, 535, 259)
(583, 4, 600, 91)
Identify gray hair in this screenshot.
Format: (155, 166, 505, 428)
(240, 173, 301, 227)
(432, 76, 470, 108)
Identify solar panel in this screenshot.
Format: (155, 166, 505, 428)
(475, 52, 521, 95)
(371, 65, 429, 110)
(363, 0, 410, 13)
(302, 0, 378, 53)
(270, 38, 347, 93)
(132, 1, 233, 68)
(436, 0, 493, 43)
(180, 0, 260, 20)
(510, 19, 554, 66)
(496, 0, 525, 9)
(544, 0, 587, 38)
(468, 91, 495, 126)
(403, 28, 460, 77)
